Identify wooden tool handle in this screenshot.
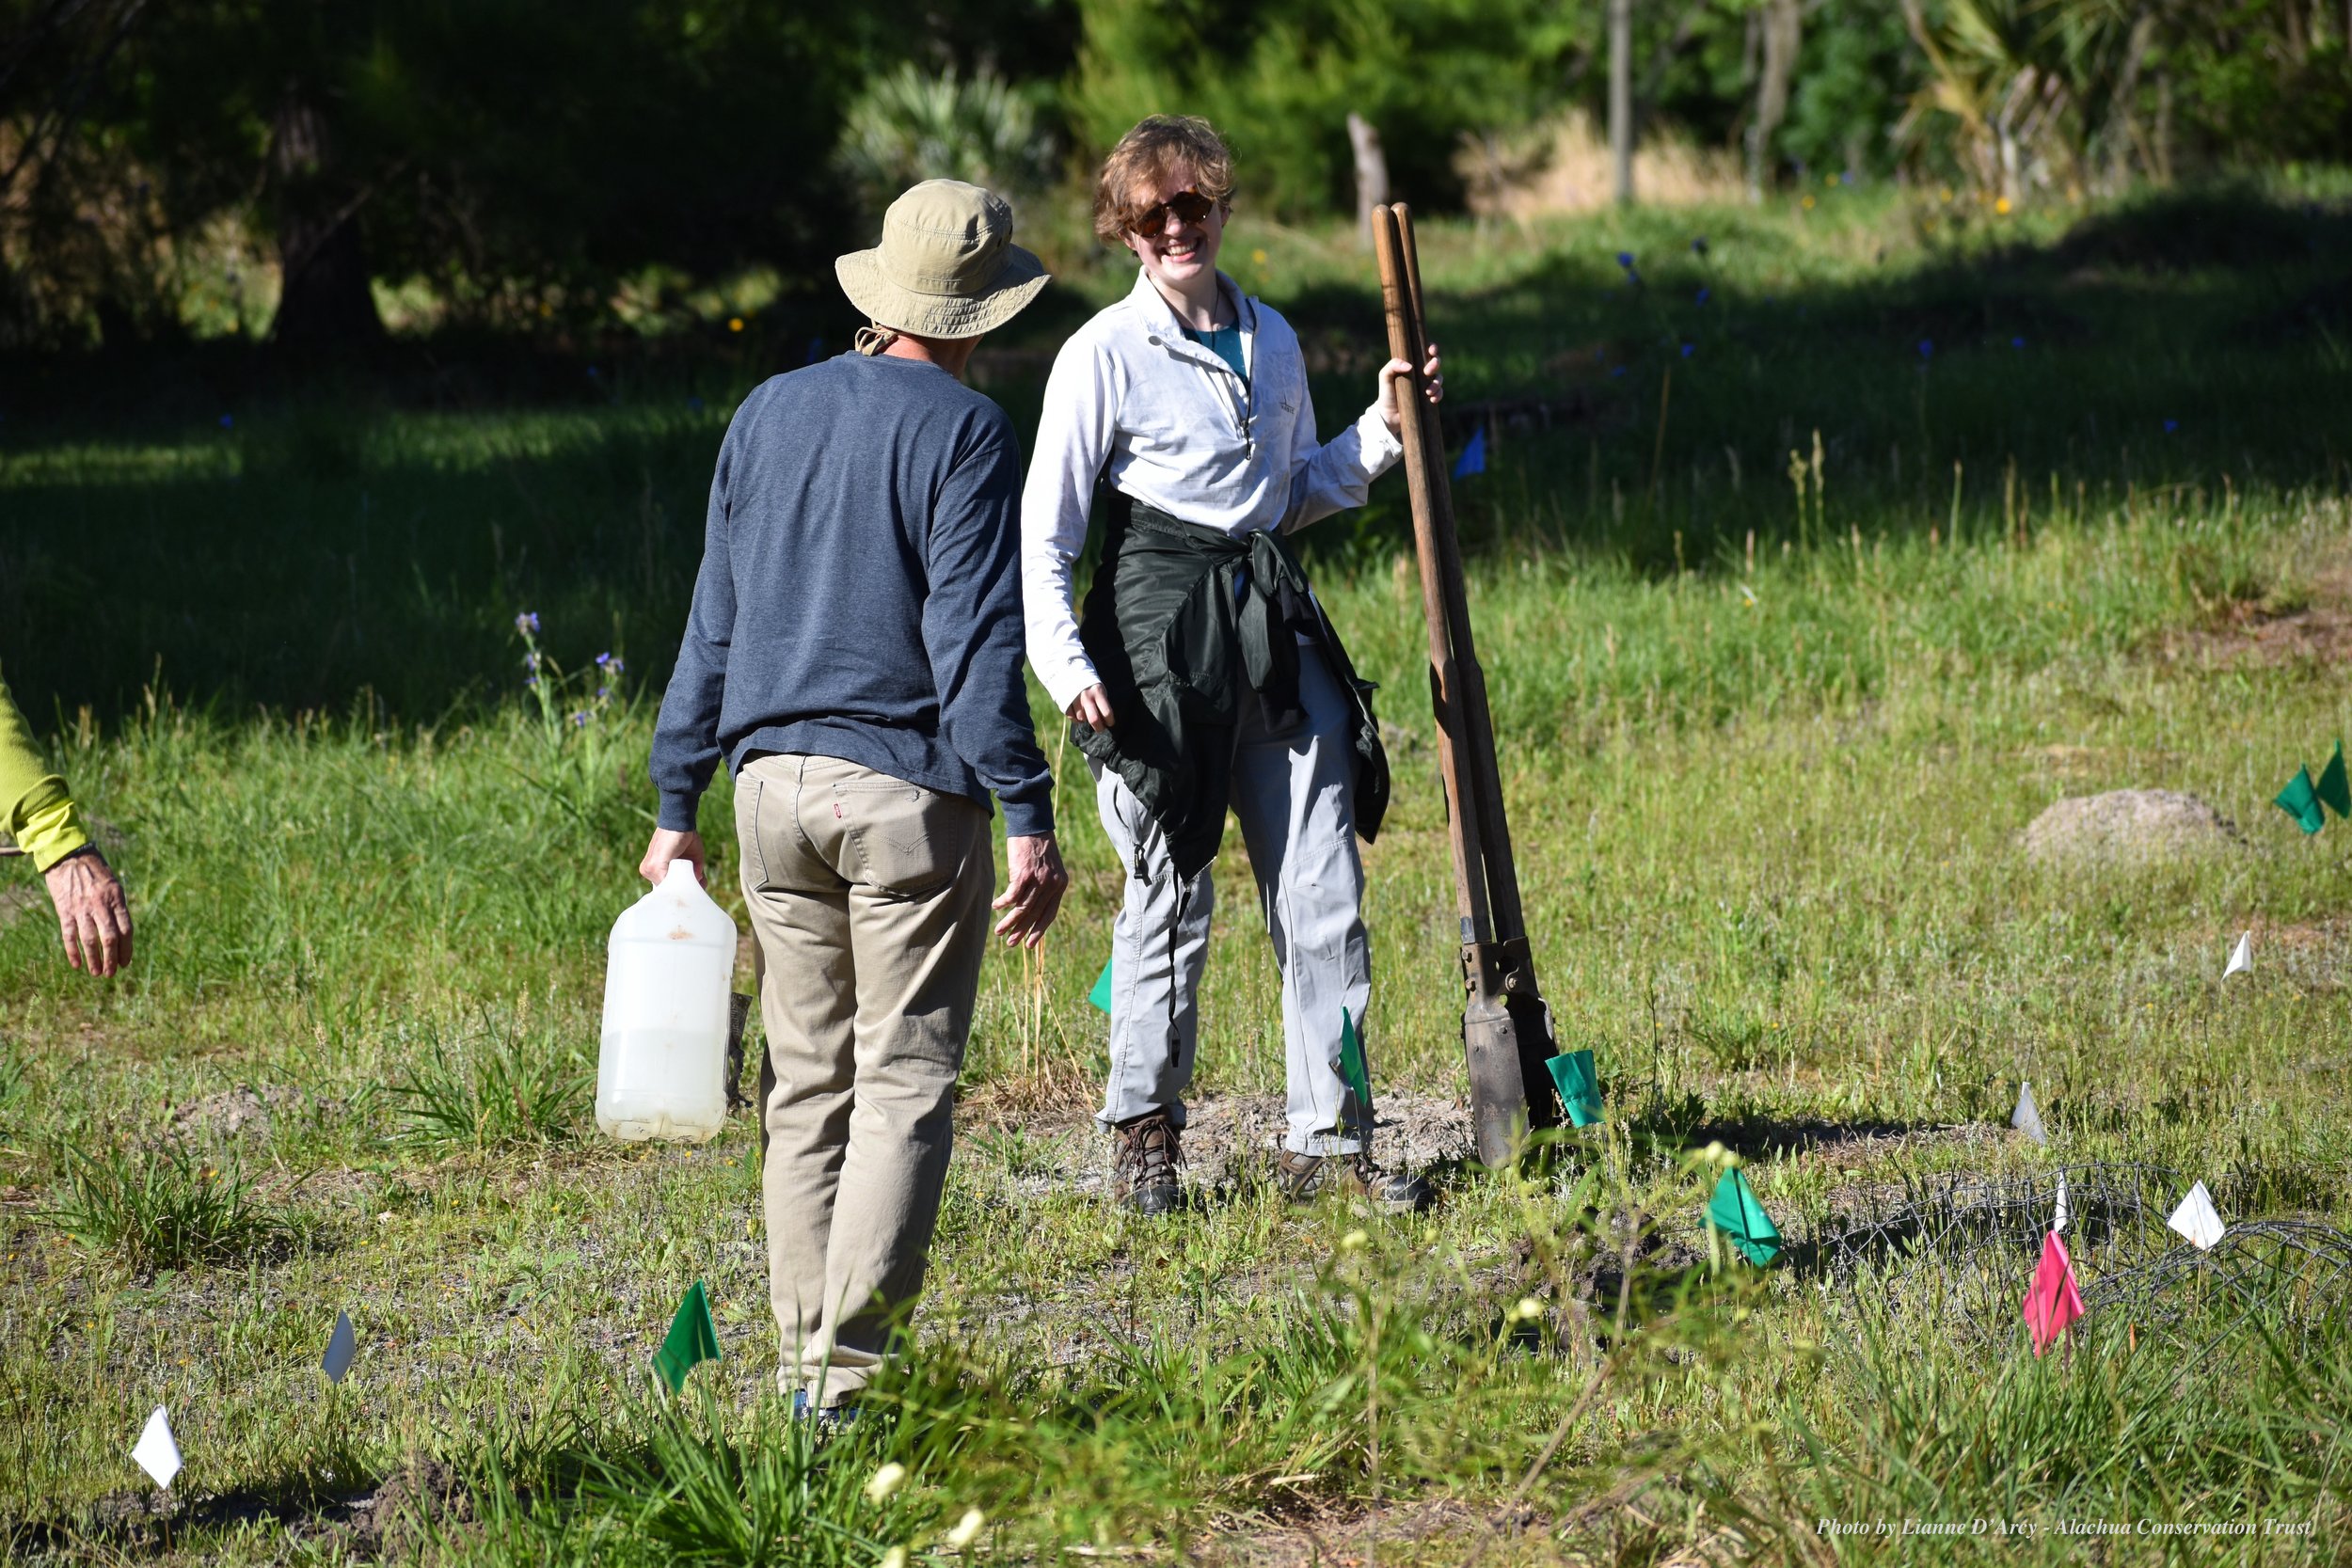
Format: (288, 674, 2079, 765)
(1375, 204, 1487, 941)
(1384, 205, 1533, 952)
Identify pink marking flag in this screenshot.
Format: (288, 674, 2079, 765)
(2022, 1230, 2085, 1356)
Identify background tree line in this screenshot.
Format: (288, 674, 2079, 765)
(1, 0, 2344, 353)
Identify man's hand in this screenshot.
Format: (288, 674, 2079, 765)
(1377, 340, 1444, 435)
(44, 847, 132, 977)
(992, 833, 1068, 948)
(1066, 685, 1115, 733)
(640, 829, 707, 886)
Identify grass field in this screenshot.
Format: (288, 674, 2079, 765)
(3, 180, 2351, 1563)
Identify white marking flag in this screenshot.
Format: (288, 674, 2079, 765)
(2011, 1081, 2048, 1146)
(133, 1406, 182, 1488)
(323, 1309, 357, 1384)
(2168, 1181, 2226, 1251)
(2053, 1171, 2070, 1234)
(2224, 930, 2251, 978)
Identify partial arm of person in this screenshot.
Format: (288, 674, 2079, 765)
(642, 404, 748, 885)
(1278, 333, 1443, 534)
(931, 419, 1068, 947)
(1, 666, 132, 975)
(1021, 335, 1121, 732)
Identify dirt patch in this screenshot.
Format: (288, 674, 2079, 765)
(168, 1083, 317, 1143)
(1183, 1094, 1478, 1191)
(974, 1094, 1477, 1202)
(2157, 542, 2352, 672)
(344, 1452, 471, 1559)
(2163, 579, 2352, 671)
(2020, 789, 2241, 865)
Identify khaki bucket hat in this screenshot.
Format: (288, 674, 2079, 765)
(835, 180, 1050, 340)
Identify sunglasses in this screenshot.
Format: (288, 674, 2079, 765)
(1127, 189, 1218, 238)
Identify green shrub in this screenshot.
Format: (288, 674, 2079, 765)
(388, 1021, 590, 1150)
(39, 1138, 293, 1272)
(837, 66, 1056, 216)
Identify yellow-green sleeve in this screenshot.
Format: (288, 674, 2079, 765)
(0, 665, 91, 873)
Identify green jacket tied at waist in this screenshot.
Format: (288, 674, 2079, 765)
(1073, 498, 1389, 877)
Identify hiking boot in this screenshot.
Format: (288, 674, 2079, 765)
(1111, 1111, 1184, 1215)
(1273, 1148, 1433, 1212)
(790, 1388, 859, 1433)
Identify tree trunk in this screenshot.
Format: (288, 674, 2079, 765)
(1745, 0, 1800, 202)
(267, 86, 382, 355)
(1347, 112, 1389, 247)
(2106, 10, 2157, 194)
(1609, 0, 1634, 206)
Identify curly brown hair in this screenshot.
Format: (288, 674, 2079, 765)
(1090, 115, 1235, 246)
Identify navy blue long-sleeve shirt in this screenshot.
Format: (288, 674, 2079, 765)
(651, 354, 1055, 837)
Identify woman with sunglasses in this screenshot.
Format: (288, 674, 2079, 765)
(1022, 114, 1442, 1216)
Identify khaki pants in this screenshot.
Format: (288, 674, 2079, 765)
(734, 752, 992, 1409)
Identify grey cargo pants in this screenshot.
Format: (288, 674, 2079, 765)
(1093, 643, 1373, 1155)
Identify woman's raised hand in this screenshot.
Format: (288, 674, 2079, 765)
(1376, 341, 1444, 436)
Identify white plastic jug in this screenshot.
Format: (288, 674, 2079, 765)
(596, 859, 737, 1142)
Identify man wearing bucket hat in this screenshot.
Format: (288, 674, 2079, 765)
(644, 179, 1064, 1421)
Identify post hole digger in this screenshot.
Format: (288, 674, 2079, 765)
(1374, 202, 1576, 1169)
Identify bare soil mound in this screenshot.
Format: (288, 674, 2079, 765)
(169, 1083, 314, 1142)
(2021, 789, 2241, 865)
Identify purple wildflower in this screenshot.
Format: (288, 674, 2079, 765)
(218, 414, 234, 429)
(1692, 236, 1708, 257)
(1679, 342, 1694, 358)
(515, 611, 540, 635)
(2011, 336, 2026, 349)
(1695, 287, 1710, 305)
(1616, 251, 1635, 270)
(1918, 339, 1933, 359)
(571, 711, 590, 728)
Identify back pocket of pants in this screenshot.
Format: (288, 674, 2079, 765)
(835, 780, 981, 897)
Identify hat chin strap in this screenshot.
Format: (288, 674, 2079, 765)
(853, 322, 901, 356)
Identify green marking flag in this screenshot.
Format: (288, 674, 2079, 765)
(1338, 1007, 1375, 1116)
(1545, 1049, 1604, 1127)
(653, 1280, 720, 1394)
(1087, 956, 1114, 1014)
(1706, 1168, 1782, 1267)
(2320, 741, 2351, 820)
(2276, 766, 2326, 834)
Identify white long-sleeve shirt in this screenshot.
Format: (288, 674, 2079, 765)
(1021, 268, 1405, 710)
